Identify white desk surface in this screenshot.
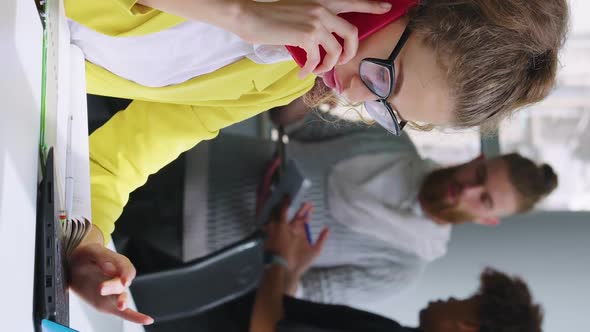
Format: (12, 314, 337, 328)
(0, 0, 43, 330)
(0, 1, 144, 331)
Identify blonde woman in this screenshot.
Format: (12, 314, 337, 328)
(65, 0, 568, 324)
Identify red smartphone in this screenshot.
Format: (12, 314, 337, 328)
(286, 0, 418, 68)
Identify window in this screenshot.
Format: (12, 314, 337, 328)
(499, 2, 590, 211)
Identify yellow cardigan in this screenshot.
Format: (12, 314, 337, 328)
(65, 0, 315, 242)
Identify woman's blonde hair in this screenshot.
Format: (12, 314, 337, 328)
(409, 0, 569, 132)
(304, 83, 435, 131)
(307, 0, 569, 132)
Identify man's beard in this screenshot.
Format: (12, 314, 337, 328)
(418, 166, 475, 224)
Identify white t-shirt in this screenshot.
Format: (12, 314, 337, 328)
(328, 151, 451, 261)
(68, 20, 292, 87)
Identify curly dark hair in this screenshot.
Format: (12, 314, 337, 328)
(478, 268, 544, 332)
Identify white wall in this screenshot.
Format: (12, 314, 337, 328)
(569, 0, 590, 34)
(360, 212, 590, 331)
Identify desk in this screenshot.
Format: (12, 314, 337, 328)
(0, 1, 144, 330)
(0, 0, 42, 330)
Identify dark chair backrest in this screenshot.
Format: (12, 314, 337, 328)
(130, 231, 265, 323)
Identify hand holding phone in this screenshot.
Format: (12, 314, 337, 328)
(286, 0, 417, 71)
(240, 0, 400, 79)
(256, 159, 311, 227)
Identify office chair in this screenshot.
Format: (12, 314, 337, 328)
(112, 133, 279, 322)
(128, 230, 265, 322)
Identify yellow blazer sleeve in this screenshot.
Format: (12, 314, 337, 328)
(105, 0, 151, 15)
(89, 101, 203, 242)
(89, 99, 297, 244)
(65, 0, 184, 37)
(87, 59, 314, 243)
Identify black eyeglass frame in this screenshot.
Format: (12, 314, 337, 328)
(359, 26, 412, 135)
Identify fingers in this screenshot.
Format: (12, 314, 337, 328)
(295, 202, 313, 219)
(323, 0, 392, 15)
(299, 41, 321, 79)
(318, 0, 392, 67)
(113, 307, 154, 325)
(117, 291, 128, 311)
(293, 202, 314, 228)
(97, 293, 153, 325)
(67, 244, 153, 325)
(73, 244, 137, 287)
(321, 16, 359, 65)
(313, 33, 342, 74)
(94, 249, 136, 287)
(313, 227, 330, 254)
(301, 0, 387, 75)
(100, 261, 119, 278)
(100, 277, 126, 296)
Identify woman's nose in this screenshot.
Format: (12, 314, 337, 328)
(343, 75, 378, 103)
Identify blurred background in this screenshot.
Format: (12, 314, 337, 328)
(357, 1, 590, 330)
(177, 2, 590, 329)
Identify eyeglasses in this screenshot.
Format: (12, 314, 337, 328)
(359, 26, 411, 136)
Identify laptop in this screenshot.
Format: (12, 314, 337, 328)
(41, 319, 78, 332)
(34, 148, 70, 331)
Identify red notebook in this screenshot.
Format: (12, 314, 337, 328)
(286, 0, 417, 68)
